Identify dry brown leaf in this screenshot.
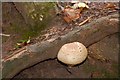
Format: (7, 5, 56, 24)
(105, 3, 116, 9)
(63, 8, 81, 23)
(62, 2, 89, 23)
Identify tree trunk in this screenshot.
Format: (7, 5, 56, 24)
(2, 14, 119, 78)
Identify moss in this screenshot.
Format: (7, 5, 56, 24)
(2, 3, 56, 57)
(3, 2, 55, 44)
(22, 2, 55, 39)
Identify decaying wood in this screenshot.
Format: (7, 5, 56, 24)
(2, 14, 119, 78)
(2, 47, 27, 62)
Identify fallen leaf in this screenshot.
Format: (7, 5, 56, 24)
(105, 3, 116, 9)
(63, 8, 81, 23)
(16, 37, 31, 48)
(62, 2, 89, 23)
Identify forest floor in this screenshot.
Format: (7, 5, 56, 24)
(33, 2, 119, 43)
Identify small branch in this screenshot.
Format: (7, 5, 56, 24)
(56, 2, 65, 11)
(0, 33, 10, 37)
(2, 47, 27, 62)
(78, 16, 93, 26)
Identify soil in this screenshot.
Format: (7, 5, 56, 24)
(2, 2, 119, 78)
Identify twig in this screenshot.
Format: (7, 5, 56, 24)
(2, 47, 27, 62)
(78, 16, 93, 26)
(56, 2, 65, 11)
(54, 2, 61, 15)
(0, 33, 10, 37)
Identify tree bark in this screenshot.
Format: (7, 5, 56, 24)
(2, 14, 119, 78)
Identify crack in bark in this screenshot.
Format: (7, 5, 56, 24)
(86, 32, 119, 48)
(65, 67, 72, 75)
(12, 57, 57, 79)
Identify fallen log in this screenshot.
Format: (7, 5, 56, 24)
(2, 14, 119, 78)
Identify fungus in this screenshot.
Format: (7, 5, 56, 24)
(57, 42, 88, 67)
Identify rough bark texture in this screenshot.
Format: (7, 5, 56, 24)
(2, 14, 119, 78)
(13, 33, 119, 78)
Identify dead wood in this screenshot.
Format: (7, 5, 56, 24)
(2, 14, 119, 78)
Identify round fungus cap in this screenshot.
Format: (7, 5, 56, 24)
(57, 42, 88, 66)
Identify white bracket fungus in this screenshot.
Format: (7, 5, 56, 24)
(57, 42, 88, 67)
